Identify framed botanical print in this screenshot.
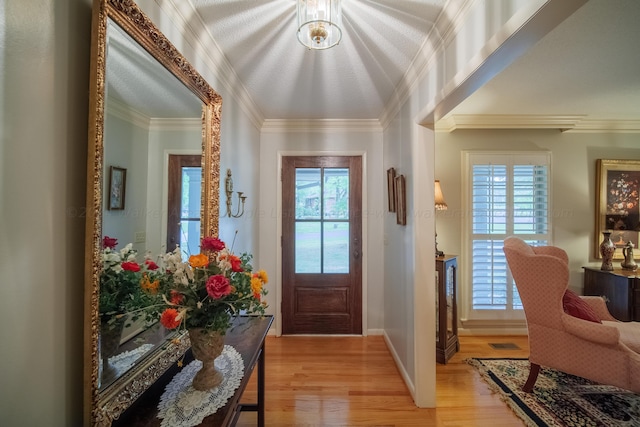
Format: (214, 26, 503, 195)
(595, 159, 640, 259)
(108, 166, 127, 210)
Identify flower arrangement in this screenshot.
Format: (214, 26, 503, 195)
(99, 236, 160, 329)
(153, 236, 268, 335)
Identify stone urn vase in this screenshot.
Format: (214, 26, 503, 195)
(188, 328, 225, 391)
(100, 316, 126, 383)
(600, 231, 615, 271)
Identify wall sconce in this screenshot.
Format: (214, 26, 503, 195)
(435, 180, 448, 257)
(225, 169, 246, 218)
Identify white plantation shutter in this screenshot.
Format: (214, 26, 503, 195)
(466, 152, 551, 317)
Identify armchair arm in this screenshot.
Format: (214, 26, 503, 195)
(580, 296, 618, 322)
(561, 314, 620, 346)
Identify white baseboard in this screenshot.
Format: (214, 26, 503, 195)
(382, 330, 416, 401)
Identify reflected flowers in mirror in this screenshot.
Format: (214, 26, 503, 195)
(100, 236, 161, 330)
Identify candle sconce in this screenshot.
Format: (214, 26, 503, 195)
(225, 168, 247, 218)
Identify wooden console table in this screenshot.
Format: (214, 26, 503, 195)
(112, 315, 273, 426)
(583, 267, 639, 321)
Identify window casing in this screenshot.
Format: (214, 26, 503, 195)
(463, 152, 551, 321)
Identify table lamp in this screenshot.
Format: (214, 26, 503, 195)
(435, 180, 447, 257)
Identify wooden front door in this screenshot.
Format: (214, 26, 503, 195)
(282, 156, 362, 334)
(166, 154, 202, 256)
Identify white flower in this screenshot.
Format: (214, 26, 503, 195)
(216, 249, 232, 272)
(103, 252, 120, 263)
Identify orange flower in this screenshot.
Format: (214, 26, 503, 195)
(160, 308, 181, 329)
(188, 254, 209, 268)
(256, 269, 269, 284)
(251, 276, 263, 299)
(140, 273, 159, 294)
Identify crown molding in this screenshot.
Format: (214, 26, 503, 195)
(106, 97, 200, 131)
(149, 118, 202, 132)
(106, 97, 151, 129)
(261, 119, 383, 133)
(564, 119, 640, 133)
(379, 0, 475, 129)
(435, 114, 640, 133)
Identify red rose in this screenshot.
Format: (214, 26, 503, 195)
(201, 237, 225, 252)
(230, 255, 243, 272)
(206, 275, 232, 299)
(145, 260, 159, 270)
(170, 290, 184, 305)
(121, 261, 140, 272)
(103, 236, 118, 249)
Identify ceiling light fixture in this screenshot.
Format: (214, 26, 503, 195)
(297, 0, 342, 50)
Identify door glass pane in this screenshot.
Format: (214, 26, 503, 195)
(180, 166, 201, 258)
(295, 222, 321, 273)
(296, 168, 321, 220)
(323, 168, 349, 219)
(323, 222, 349, 273)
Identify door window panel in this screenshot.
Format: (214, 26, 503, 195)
(295, 222, 321, 273)
(294, 167, 350, 274)
(323, 168, 349, 219)
(179, 166, 201, 257)
(323, 222, 349, 273)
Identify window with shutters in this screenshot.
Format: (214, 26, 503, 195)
(463, 152, 551, 320)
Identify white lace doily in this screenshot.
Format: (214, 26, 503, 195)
(101, 343, 155, 379)
(157, 345, 244, 427)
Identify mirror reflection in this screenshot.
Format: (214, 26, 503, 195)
(86, 1, 221, 423)
(99, 19, 203, 391)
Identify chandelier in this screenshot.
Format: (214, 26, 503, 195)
(297, 0, 342, 50)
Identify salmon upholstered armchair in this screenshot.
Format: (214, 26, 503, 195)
(503, 236, 640, 393)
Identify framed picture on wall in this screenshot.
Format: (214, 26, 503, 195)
(108, 166, 127, 210)
(395, 174, 406, 226)
(387, 168, 396, 212)
(595, 159, 640, 259)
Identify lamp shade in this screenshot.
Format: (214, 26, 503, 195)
(297, 0, 342, 50)
(435, 180, 447, 210)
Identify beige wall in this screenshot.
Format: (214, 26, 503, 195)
(435, 129, 640, 301)
(1, 0, 92, 424)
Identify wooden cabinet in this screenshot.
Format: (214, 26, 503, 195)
(436, 255, 459, 364)
(583, 267, 640, 321)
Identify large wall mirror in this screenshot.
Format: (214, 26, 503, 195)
(84, 0, 222, 424)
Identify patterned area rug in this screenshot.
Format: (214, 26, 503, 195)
(467, 358, 640, 427)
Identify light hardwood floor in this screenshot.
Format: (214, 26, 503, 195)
(237, 334, 530, 426)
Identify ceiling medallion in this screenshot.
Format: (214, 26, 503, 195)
(297, 0, 342, 50)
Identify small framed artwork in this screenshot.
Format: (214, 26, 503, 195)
(395, 174, 406, 226)
(108, 166, 127, 210)
(387, 168, 396, 212)
(595, 159, 640, 259)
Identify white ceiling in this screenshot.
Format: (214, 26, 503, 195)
(439, 0, 640, 131)
(189, 0, 448, 120)
(109, 0, 640, 129)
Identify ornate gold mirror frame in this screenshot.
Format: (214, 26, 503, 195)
(84, 0, 221, 424)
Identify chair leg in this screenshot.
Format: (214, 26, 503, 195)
(522, 363, 540, 393)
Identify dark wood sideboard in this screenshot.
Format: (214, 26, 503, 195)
(583, 267, 640, 321)
(436, 255, 459, 364)
(112, 315, 273, 427)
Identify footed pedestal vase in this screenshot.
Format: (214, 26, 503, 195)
(188, 328, 224, 391)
